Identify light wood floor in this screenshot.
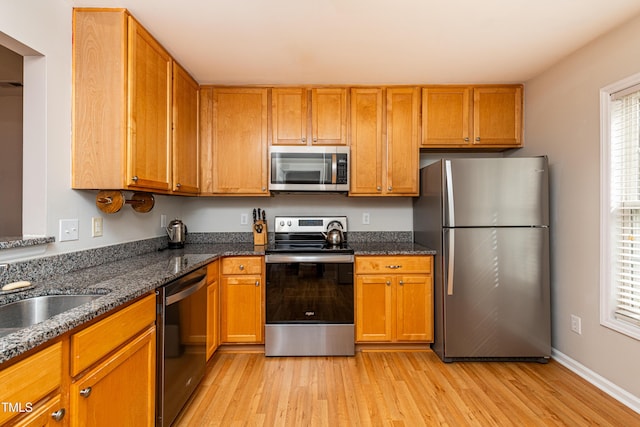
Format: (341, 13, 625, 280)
(175, 350, 639, 426)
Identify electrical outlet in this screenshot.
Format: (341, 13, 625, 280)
(91, 217, 103, 237)
(570, 314, 582, 335)
(240, 213, 249, 225)
(59, 219, 79, 242)
(160, 214, 167, 228)
(362, 212, 370, 225)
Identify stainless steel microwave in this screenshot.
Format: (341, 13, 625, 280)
(269, 146, 349, 192)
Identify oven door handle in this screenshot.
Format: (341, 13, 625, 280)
(265, 253, 354, 264)
(165, 275, 207, 305)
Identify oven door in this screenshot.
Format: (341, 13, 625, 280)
(265, 253, 355, 356)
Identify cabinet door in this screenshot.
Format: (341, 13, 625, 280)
(127, 17, 172, 191)
(311, 88, 348, 145)
(220, 276, 263, 343)
(349, 88, 383, 195)
(70, 327, 155, 427)
(395, 274, 433, 342)
(356, 275, 393, 342)
(272, 88, 308, 145)
(172, 62, 200, 194)
(473, 86, 522, 147)
(386, 88, 420, 195)
(206, 260, 220, 360)
(422, 87, 471, 146)
(202, 87, 268, 195)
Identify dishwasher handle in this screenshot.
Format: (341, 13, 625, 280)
(165, 274, 207, 305)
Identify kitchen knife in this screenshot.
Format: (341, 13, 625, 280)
(253, 208, 257, 224)
(262, 209, 266, 221)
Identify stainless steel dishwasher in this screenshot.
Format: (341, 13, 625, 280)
(156, 266, 207, 427)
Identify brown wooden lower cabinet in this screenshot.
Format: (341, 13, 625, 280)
(355, 255, 433, 343)
(220, 256, 264, 344)
(0, 293, 157, 427)
(69, 327, 155, 427)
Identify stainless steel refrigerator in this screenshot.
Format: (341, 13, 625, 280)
(413, 157, 551, 363)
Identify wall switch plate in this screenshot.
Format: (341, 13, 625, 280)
(240, 213, 249, 225)
(160, 214, 167, 228)
(91, 217, 103, 237)
(570, 314, 582, 335)
(59, 219, 79, 242)
(362, 212, 370, 225)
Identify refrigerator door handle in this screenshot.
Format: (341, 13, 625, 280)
(445, 160, 455, 226)
(447, 228, 455, 295)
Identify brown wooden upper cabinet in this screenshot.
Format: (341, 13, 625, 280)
(350, 87, 420, 196)
(421, 85, 523, 149)
(72, 8, 198, 194)
(272, 88, 348, 145)
(200, 87, 269, 195)
(172, 62, 200, 194)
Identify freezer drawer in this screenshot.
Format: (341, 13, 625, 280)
(442, 226, 550, 359)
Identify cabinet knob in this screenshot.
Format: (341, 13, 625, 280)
(262, 187, 266, 191)
(377, 186, 381, 191)
(302, 137, 306, 142)
(79, 387, 92, 398)
(255, 280, 260, 287)
(131, 176, 139, 182)
(51, 408, 66, 422)
(475, 137, 481, 142)
(239, 264, 244, 271)
(386, 281, 391, 286)
(313, 137, 318, 142)
(399, 280, 404, 286)
(464, 137, 470, 142)
(388, 186, 392, 191)
(176, 183, 181, 188)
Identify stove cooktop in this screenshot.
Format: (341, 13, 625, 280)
(268, 241, 353, 254)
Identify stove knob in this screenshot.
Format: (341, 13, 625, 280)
(287, 220, 292, 226)
(279, 220, 285, 227)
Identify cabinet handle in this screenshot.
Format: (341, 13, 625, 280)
(386, 281, 391, 286)
(385, 265, 402, 269)
(399, 280, 404, 286)
(131, 176, 139, 182)
(239, 264, 244, 271)
(475, 137, 481, 142)
(255, 280, 260, 287)
(51, 408, 66, 422)
(79, 387, 92, 398)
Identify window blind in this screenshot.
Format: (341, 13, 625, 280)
(611, 88, 640, 325)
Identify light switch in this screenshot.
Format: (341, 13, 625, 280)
(92, 217, 103, 237)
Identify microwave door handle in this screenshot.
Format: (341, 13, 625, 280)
(331, 153, 337, 184)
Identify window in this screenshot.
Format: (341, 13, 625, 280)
(601, 73, 640, 340)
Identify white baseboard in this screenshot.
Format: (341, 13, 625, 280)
(551, 348, 640, 414)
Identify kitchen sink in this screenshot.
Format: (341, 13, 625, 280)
(0, 294, 103, 338)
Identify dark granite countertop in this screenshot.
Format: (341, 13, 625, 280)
(0, 241, 434, 364)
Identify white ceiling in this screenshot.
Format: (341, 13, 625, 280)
(69, 0, 640, 85)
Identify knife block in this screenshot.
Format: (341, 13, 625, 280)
(253, 220, 268, 245)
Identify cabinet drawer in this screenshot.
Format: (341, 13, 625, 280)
(355, 256, 432, 274)
(221, 256, 262, 275)
(70, 293, 155, 376)
(0, 342, 62, 425)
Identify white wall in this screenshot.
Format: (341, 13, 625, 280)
(0, 0, 184, 257)
(519, 14, 640, 399)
